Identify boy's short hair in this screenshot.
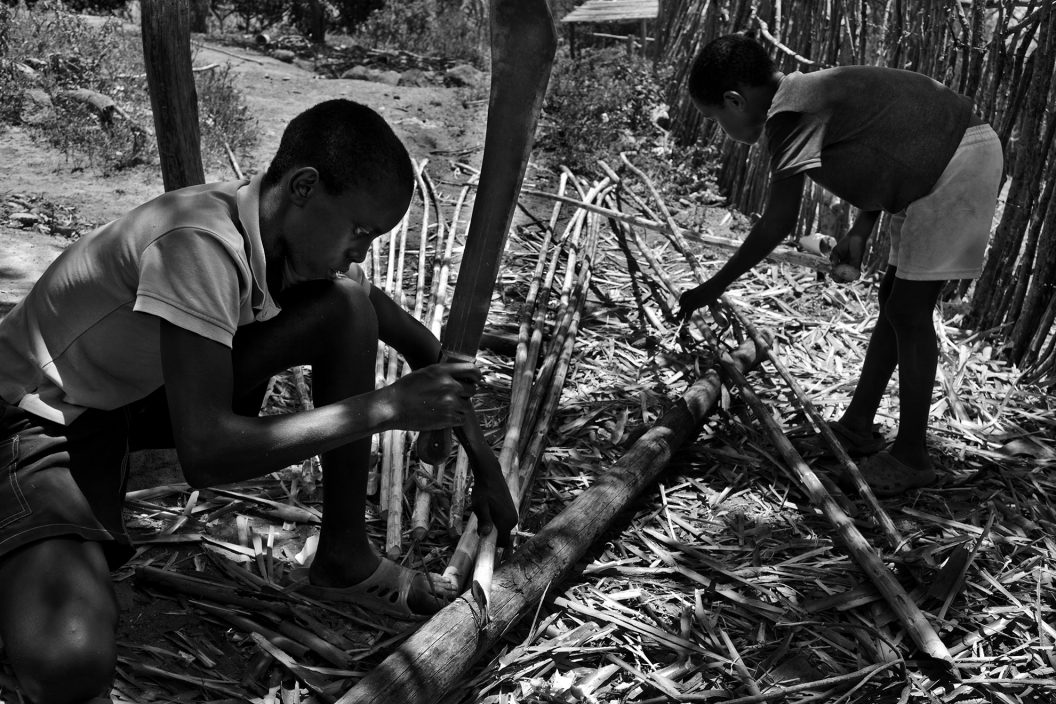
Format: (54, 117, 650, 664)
(688, 34, 776, 106)
(264, 99, 413, 198)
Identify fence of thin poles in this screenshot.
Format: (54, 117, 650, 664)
(657, 0, 1056, 381)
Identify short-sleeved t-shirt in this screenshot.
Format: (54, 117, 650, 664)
(0, 176, 279, 424)
(765, 67, 974, 213)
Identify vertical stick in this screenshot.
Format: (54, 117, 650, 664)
(385, 200, 415, 559)
(140, 0, 204, 191)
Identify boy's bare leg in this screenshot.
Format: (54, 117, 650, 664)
(839, 268, 943, 471)
(839, 268, 898, 433)
(883, 276, 944, 471)
(0, 538, 117, 704)
(230, 278, 445, 613)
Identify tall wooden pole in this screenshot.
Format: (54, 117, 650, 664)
(141, 0, 205, 192)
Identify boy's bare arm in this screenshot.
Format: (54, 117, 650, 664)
(368, 284, 518, 543)
(368, 284, 442, 370)
(159, 321, 478, 488)
(679, 172, 805, 315)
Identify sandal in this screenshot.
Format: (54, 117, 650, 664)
(290, 558, 456, 619)
(826, 420, 887, 457)
(859, 451, 936, 498)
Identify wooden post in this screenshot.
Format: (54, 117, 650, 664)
(335, 338, 764, 704)
(188, 0, 209, 33)
(141, 0, 205, 192)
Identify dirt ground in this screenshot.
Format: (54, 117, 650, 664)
(0, 30, 486, 315)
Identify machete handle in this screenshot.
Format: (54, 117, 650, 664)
(416, 350, 474, 466)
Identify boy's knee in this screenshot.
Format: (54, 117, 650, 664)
(312, 278, 377, 335)
(17, 628, 116, 704)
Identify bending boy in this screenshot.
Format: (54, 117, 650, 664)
(0, 99, 517, 704)
(678, 35, 1002, 498)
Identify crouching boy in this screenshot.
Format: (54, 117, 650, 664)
(0, 99, 516, 704)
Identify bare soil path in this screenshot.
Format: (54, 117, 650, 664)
(0, 30, 486, 315)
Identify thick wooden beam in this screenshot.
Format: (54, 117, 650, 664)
(141, 0, 205, 192)
(336, 338, 763, 704)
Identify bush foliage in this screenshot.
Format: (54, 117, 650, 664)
(0, 1, 256, 174)
(539, 49, 670, 174)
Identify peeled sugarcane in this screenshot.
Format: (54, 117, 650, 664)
(522, 182, 611, 445)
(624, 220, 955, 670)
(335, 338, 765, 704)
(472, 203, 601, 610)
(413, 174, 470, 538)
(409, 163, 438, 540)
(444, 180, 606, 603)
(367, 238, 386, 497)
(384, 205, 414, 558)
(520, 185, 832, 274)
(517, 248, 594, 506)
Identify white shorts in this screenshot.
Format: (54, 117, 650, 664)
(888, 124, 1003, 281)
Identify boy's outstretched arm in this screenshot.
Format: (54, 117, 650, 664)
(371, 284, 518, 546)
(679, 172, 805, 317)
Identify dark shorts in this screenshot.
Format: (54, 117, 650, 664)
(0, 389, 175, 569)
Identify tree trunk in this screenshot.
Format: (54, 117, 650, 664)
(141, 0, 205, 192)
(305, 0, 327, 44)
(189, 0, 209, 33)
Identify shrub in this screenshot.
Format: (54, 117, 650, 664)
(538, 48, 669, 174)
(195, 63, 257, 173)
(0, 2, 257, 174)
(352, 0, 486, 66)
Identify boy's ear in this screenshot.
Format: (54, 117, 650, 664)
(287, 167, 320, 206)
(722, 90, 747, 112)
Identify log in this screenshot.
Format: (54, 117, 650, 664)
(335, 337, 764, 704)
(141, 0, 205, 191)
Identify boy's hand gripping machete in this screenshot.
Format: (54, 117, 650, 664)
(417, 2, 556, 466)
(416, 0, 556, 611)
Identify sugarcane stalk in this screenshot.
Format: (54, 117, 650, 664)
(368, 237, 386, 497)
(447, 447, 471, 538)
(720, 296, 905, 551)
(385, 202, 414, 558)
(696, 321, 954, 667)
(518, 208, 601, 497)
(410, 162, 437, 540)
(445, 179, 606, 594)
(472, 200, 603, 611)
(520, 185, 831, 273)
(626, 214, 954, 669)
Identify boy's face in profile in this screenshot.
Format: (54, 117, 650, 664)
(284, 175, 410, 281)
(693, 90, 767, 144)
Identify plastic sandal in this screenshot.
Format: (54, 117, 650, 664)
(291, 558, 455, 619)
(827, 420, 888, 456)
(859, 451, 936, 498)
